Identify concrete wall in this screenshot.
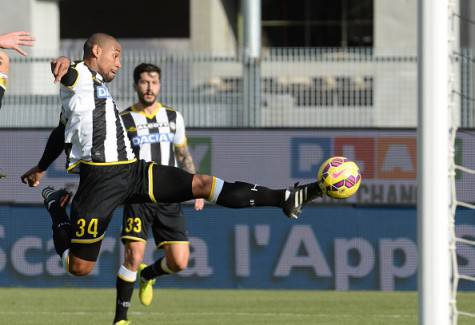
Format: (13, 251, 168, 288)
(374, 0, 417, 56)
(373, 0, 417, 126)
(0, 0, 59, 55)
(0, 0, 59, 94)
(191, 0, 237, 55)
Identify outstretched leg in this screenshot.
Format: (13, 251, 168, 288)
(150, 164, 322, 219)
(194, 176, 322, 219)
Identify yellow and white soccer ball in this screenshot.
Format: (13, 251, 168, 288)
(317, 156, 362, 199)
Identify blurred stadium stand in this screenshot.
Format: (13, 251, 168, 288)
(0, 48, 422, 128)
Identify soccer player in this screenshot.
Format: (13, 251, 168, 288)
(0, 31, 35, 109)
(112, 63, 204, 324)
(21, 33, 321, 281)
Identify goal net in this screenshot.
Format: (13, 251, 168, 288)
(449, 0, 475, 323)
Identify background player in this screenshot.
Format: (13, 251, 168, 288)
(113, 63, 204, 325)
(20, 33, 322, 282)
(0, 31, 35, 109)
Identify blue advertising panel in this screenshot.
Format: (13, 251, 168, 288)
(0, 205, 474, 291)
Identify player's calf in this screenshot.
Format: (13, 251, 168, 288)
(114, 263, 138, 323)
(123, 241, 146, 272)
(114, 241, 145, 323)
(42, 187, 96, 277)
(198, 176, 285, 208)
(42, 186, 72, 258)
(204, 177, 321, 219)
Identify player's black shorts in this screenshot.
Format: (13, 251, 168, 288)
(121, 202, 188, 247)
(69, 159, 194, 261)
(69, 162, 140, 261)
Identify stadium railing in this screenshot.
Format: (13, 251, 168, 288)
(0, 47, 437, 128)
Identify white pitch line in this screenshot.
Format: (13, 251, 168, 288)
(128, 311, 414, 319)
(0, 310, 415, 319)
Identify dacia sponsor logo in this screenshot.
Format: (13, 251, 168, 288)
(96, 86, 110, 99)
(132, 133, 174, 146)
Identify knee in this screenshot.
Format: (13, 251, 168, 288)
(124, 250, 143, 271)
(165, 247, 189, 273)
(68, 260, 95, 276)
(123, 242, 145, 271)
(0, 51, 9, 74)
(168, 256, 188, 273)
(192, 175, 213, 198)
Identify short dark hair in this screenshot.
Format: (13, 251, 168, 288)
(133, 63, 161, 84)
(83, 33, 117, 59)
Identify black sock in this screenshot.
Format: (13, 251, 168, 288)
(52, 225, 71, 257)
(114, 277, 135, 323)
(48, 206, 72, 257)
(216, 181, 285, 208)
(141, 257, 173, 281)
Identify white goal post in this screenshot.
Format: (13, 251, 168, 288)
(417, 0, 451, 324)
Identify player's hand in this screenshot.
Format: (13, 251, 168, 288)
(0, 31, 35, 56)
(194, 198, 205, 211)
(51, 56, 70, 83)
(21, 166, 45, 187)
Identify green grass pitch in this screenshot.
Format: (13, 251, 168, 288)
(0, 288, 474, 324)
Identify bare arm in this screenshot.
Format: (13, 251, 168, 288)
(175, 145, 197, 174)
(21, 123, 65, 187)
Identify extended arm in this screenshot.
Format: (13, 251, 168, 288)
(0, 31, 35, 56)
(21, 123, 65, 187)
(38, 123, 65, 171)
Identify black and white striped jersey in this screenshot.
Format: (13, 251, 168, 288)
(120, 103, 187, 167)
(59, 61, 135, 173)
